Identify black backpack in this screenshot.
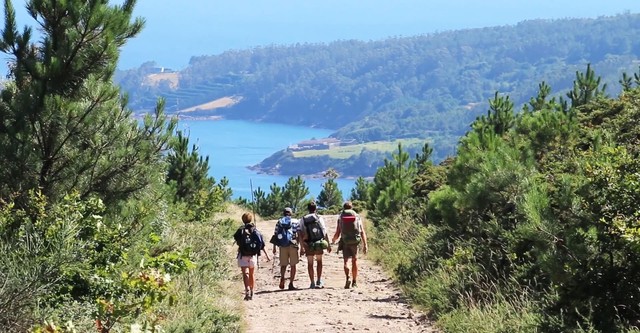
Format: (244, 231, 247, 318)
(303, 213, 324, 243)
(235, 225, 263, 256)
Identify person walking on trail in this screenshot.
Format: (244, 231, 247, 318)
(271, 207, 302, 290)
(300, 201, 332, 289)
(233, 212, 269, 300)
(332, 201, 368, 289)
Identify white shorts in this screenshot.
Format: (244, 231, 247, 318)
(237, 255, 257, 268)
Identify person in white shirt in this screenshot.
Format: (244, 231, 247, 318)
(300, 201, 332, 289)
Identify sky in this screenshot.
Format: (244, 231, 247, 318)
(3, 0, 640, 72)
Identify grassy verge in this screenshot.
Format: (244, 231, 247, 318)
(292, 139, 424, 159)
(366, 212, 545, 333)
(159, 204, 246, 332)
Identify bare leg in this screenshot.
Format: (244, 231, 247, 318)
(352, 257, 358, 283)
(279, 265, 286, 289)
(317, 258, 323, 281)
(241, 266, 250, 291)
(248, 267, 255, 291)
(290, 265, 297, 283)
(343, 258, 350, 278)
(307, 256, 315, 283)
(343, 257, 351, 288)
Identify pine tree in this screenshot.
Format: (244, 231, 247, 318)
(166, 130, 230, 220)
(567, 63, 607, 108)
(316, 168, 343, 210)
(369, 143, 416, 221)
(282, 175, 309, 213)
(349, 176, 371, 202)
(0, 0, 176, 206)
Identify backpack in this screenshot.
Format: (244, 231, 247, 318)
(235, 225, 263, 256)
(274, 216, 294, 247)
(340, 209, 361, 245)
(303, 213, 325, 243)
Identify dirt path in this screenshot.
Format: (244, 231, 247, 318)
(238, 215, 438, 333)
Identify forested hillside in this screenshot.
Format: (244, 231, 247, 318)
(5, 1, 640, 332)
(365, 67, 640, 332)
(117, 14, 640, 140)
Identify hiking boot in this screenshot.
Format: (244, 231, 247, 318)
(315, 280, 324, 289)
(288, 282, 297, 290)
(344, 279, 351, 289)
(351, 281, 358, 289)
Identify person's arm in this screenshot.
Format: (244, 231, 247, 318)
(297, 222, 305, 256)
(262, 248, 271, 261)
(300, 224, 309, 254)
(331, 218, 342, 244)
(321, 218, 332, 253)
(258, 231, 270, 261)
(272, 223, 278, 254)
(359, 217, 368, 254)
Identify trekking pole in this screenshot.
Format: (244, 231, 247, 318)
(250, 179, 257, 224)
(250, 179, 267, 269)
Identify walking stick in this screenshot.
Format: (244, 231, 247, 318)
(250, 179, 272, 268)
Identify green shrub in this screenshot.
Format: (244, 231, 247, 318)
(158, 210, 242, 333)
(438, 288, 541, 333)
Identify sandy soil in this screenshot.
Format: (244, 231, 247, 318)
(177, 96, 241, 113)
(236, 215, 438, 333)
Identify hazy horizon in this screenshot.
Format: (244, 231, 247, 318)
(2, 0, 640, 74)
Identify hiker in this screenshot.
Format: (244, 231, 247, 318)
(300, 201, 332, 289)
(332, 201, 368, 289)
(233, 212, 269, 300)
(271, 207, 302, 290)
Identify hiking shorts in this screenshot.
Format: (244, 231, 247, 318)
(342, 244, 359, 259)
(237, 255, 257, 268)
(279, 245, 299, 266)
(306, 248, 324, 260)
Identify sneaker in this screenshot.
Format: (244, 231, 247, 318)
(244, 291, 251, 301)
(309, 282, 316, 289)
(279, 278, 285, 290)
(351, 281, 358, 288)
(249, 290, 254, 300)
(315, 280, 324, 288)
(344, 279, 351, 289)
(288, 283, 297, 290)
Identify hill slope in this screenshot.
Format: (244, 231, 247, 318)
(115, 13, 640, 176)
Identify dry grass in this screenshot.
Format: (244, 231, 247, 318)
(160, 203, 255, 332)
(177, 96, 242, 113)
(143, 72, 180, 89)
(292, 138, 424, 159)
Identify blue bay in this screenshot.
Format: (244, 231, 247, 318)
(176, 119, 356, 200)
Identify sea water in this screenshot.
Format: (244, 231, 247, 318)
(176, 119, 356, 200)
